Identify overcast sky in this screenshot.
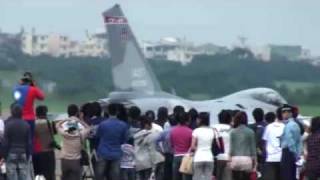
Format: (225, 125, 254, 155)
(1, 0, 319, 55)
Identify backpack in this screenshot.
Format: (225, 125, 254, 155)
(294, 118, 305, 135)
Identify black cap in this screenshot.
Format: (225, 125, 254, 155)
(280, 104, 293, 112)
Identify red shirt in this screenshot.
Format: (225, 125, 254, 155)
(14, 85, 45, 120)
(170, 125, 192, 155)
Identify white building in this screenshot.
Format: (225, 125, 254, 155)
(142, 37, 194, 65)
(70, 32, 108, 57)
(21, 28, 108, 58)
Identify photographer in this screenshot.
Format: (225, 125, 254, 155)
(13, 72, 45, 140)
(33, 105, 59, 180)
(56, 104, 90, 180)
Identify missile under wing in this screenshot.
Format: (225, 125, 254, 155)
(100, 4, 288, 123)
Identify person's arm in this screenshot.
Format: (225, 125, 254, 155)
(229, 130, 235, 158)
(121, 127, 129, 145)
(33, 87, 45, 100)
(2, 124, 9, 158)
(80, 121, 91, 138)
(26, 125, 32, 159)
(155, 131, 166, 153)
(249, 131, 257, 171)
(56, 120, 68, 136)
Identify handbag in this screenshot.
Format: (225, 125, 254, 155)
(250, 172, 257, 180)
(211, 128, 225, 156)
(179, 155, 193, 175)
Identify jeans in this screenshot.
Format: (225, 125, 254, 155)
(95, 159, 120, 180)
(164, 153, 173, 180)
(193, 162, 214, 180)
(232, 171, 250, 180)
(281, 148, 297, 180)
(137, 169, 152, 180)
(216, 160, 232, 180)
(121, 168, 135, 180)
(172, 156, 192, 180)
(6, 153, 30, 180)
(61, 159, 81, 180)
(262, 162, 280, 180)
(33, 151, 55, 180)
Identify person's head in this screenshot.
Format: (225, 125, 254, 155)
(218, 110, 232, 125)
(91, 102, 102, 117)
(20, 72, 34, 85)
(310, 117, 320, 134)
(188, 108, 198, 121)
(157, 107, 168, 120)
(11, 103, 22, 119)
(108, 103, 118, 116)
(145, 110, 155, 122)
(197, 112, 210, 127)
(140, 115, 152, 130)
(128, 106, 141, 120)
(80, 103, 93, 119)
(117, 104, 128, 122)
(280, 104, 293, 120)
(36, 105, 48, 119)
(233, 111, 248, 128)
(252, 108, 264, 123)
(276, 107, 282, 121)
(173, 105, 185, 116)
(168, 115, 178, 127)
(177, 112, 188, 125)
(67, 104, 79, 117)
(265, 112, 276, 124)
(103, 106, 109, 118)
(292, 106, 299, 119)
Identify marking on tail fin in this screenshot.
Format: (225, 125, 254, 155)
(103, 5, 162, 93)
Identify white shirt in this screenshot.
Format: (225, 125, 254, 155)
(213, 124, 232, 161)
(152, 123, 163, 133)
(263, 121, 285, 162)
(0, 118, 4, 138)
(192, 127, 214, 162)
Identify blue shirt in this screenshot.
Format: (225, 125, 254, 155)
(155, 128, 172, 154)
(96, 117, 128, 160)
(281, 119, 302, 157)
(88, 117, 106, 151)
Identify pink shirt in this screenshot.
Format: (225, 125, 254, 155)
(170, 125, 192, 156)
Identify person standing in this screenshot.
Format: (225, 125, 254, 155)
(305, 117, 320, 180)
(120, 138, 135, 180)
(3, 104, 32, 180)
(13, 72, 45, 140)
(229, 111, 257, 180)
(95, 103, 128, 180)
(155, 116, 178, 180)
(262, 108, 285, 180)
(170, 112, 193, 180)
(56, 104, 91, 180)
(214, 110, 233, 180)
(33, 105, 57, 180)
(134, 116, 164, 180)
(156, 107, 169, 128)
(190, 112, 214, 180)
(280, 104, 302, 180)
(249, 108, 267, 175)
(87, 102, 105, 171)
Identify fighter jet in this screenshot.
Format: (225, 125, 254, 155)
(98, 4, 287, 124)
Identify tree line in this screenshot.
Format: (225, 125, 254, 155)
(1, 47, 320, 105)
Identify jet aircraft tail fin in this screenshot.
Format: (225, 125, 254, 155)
(103, 4, 162, 94)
